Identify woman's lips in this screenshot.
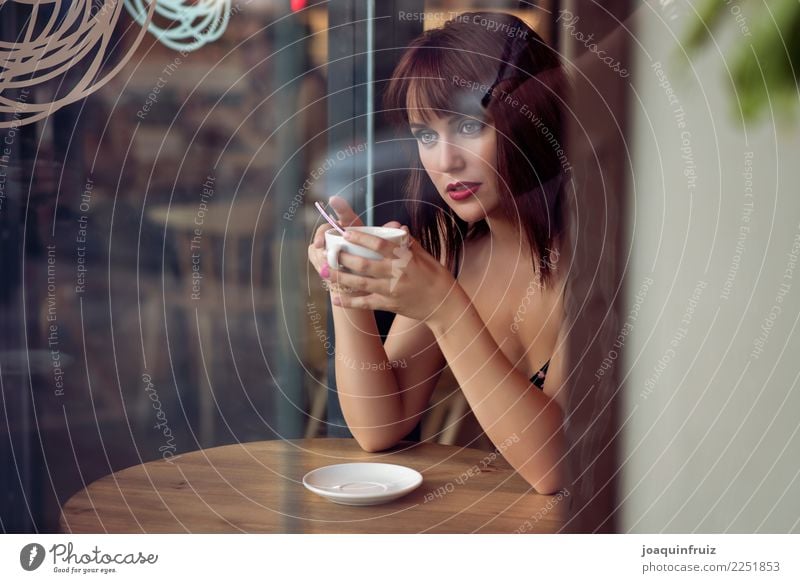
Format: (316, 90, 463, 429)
(447, 182, 482, 201)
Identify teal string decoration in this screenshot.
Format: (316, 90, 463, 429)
(124, 0, 232, 52)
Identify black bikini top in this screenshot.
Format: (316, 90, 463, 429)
(451, 249, 550, 391)
(530, 359, 549, 390)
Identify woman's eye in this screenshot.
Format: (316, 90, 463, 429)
(460, 120, 484, 135)
(414, 131, 436, 145)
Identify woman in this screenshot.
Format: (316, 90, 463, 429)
(308, 12, 569, 494)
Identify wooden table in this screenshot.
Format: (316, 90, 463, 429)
(60, 439, 568, 533)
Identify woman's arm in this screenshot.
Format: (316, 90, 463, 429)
(308, 197, 445, 451)
(325, 227, 568, 493)
(425, 285, 568, 495)
(330, 307, 445, 452)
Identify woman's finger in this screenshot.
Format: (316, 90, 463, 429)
(337, 252, 392, 278)
(329, 196, 363, 227)
(331, 291, 379, 310)
(307, 246, 326, 275)
(382, 221, 402, 229)
(341, 229, 394, 255)
(328, 269, 387, 295)
(313, 224, 332, 248)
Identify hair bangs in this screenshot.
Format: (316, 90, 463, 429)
(386, 40, 500, 128)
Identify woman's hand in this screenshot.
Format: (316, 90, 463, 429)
(307, 196, 401, 284)
(326, 227, 458, 323)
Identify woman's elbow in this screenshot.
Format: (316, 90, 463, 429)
(531, 479, 565, 496)
(353, 433, 399, 453)
(524, 460, 566, 495)
(350, 420, 413, 453)
(357, 441, 386, 454)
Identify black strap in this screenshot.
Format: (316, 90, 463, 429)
(530, 359, 550, 389)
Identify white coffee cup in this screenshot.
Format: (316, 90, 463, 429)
(325, 226, 408, 272)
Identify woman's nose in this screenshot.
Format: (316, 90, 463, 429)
(436, 138, 465, 173)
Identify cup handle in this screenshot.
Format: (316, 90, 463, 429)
(326, 245, 340, 270)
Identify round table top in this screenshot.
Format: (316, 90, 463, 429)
(60, 438, 568, 534)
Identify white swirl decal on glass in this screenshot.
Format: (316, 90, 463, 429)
(0, 0, 155, 128)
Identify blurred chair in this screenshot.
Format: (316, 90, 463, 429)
(143, 197, 277, 446)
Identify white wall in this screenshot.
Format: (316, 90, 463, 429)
(622, 2, 800, 532)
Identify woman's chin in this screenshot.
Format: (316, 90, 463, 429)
(439, 194, 497, 223)
(450, 205, 489, 224)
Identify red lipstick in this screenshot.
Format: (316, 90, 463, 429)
(446, 181, 481, 201)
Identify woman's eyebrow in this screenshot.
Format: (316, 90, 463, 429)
(409, 114, 468, 129)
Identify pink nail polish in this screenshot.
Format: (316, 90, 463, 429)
(321, 264, 330, 279)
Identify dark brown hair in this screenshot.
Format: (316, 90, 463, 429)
(383, 11, 568, 285)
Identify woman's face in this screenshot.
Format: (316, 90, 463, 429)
(408, 110, 501, 223)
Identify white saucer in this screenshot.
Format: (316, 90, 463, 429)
(302, 463, 423, 506)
